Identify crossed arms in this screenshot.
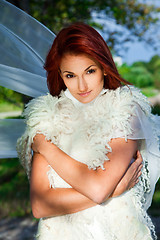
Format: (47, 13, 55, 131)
(30, 135, 142, 218)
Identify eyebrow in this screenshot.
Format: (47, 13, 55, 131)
(62, 64, 96, 74)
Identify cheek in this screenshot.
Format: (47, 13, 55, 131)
(63, 79, 76, 91)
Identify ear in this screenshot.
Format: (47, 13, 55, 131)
(104, 72, 107, 76)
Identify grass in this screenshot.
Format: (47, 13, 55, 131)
(0, 101, 23, 112)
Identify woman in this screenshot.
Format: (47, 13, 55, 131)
(17, 23, 160, 239)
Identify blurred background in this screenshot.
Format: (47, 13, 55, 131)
(0, 0, 160, 239)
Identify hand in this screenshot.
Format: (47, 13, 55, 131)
(32, 134, 49, 154)
(123, 150, 143, 190)
(111, 151, 143, 197)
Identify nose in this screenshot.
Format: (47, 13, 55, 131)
(78, 76, 88, 92)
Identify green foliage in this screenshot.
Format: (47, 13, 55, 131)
(153, 69, 160, 89)
(142, 55, 160, 89)
(141, 87, 157, 98)
(11, 0, 160, 53)
(0, 102, 23, 112)
(147, 55, 160, 74)
(132, 66, 153, 88)
(118, 55, 160, 88)
(152, 104, 160, 116)
(119, 64, 153, 88)
(118, 63, 131, 76)
(0, 158, 31, 218)
(149, 179, 160, 216)
(0, 86, 24, 111)
(0, 86, 22, 103)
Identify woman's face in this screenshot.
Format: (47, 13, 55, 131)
(60, 53, 104, 104)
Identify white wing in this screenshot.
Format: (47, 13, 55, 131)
(0, 0, 56, 158)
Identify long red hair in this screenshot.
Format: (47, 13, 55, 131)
(44, 23, 130, 96)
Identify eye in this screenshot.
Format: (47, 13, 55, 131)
(87, 69, 96, 74)
(65, 74, 75, 78)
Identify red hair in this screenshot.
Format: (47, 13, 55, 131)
(44, 23, 130, 96)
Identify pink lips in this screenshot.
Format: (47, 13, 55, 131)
(78, 91, 92, 97)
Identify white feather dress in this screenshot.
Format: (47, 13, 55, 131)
(17, 86, 160, 240)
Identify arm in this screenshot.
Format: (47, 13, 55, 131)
(30, 151, 142, 218)
(32, 135, 140, 204)
(30, 152, 96, 218)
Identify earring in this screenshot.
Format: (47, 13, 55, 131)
(104, 73, 107, 76)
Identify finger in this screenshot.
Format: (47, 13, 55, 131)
(135, 171, 142, 182)
(134, 169, 142, 179)
(129, 168, 142, 189)
(135, 164, 143, 174)
(137, 171, 142, 178)
(130, 176, 140, 188)
(137, 150, 141, 157)
(129, 170, 141, 185)
(136, 151, 143, 162)
(134, 167, 142, 178)
(138, 163, 143, 169)
(133, 157, 143, 170)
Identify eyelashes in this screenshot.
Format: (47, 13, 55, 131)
(87, 69, 96, 74)
(65, 68, 96, 79)
(65, 74, 75, 78)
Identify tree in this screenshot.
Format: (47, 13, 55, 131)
(147, 55, 160, 89)
(0, 86, 23, 107)
(6, 0, 160, 53)
(147, 55, 160, 74)
(118, 55, 160, 89)
(118, 63, 154, 88)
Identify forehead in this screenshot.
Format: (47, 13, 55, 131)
(60, 53, 100, 71)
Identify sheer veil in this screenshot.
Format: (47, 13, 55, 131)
(0, 0, 55, 157)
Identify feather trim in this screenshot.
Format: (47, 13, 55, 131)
(17, 86, 152, 178)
